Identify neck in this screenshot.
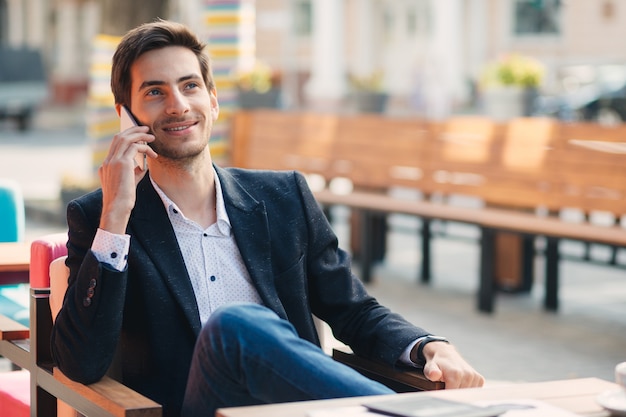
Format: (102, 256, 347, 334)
(149, 150, 217, 228)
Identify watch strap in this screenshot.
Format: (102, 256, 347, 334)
(416, 335, 450, 364)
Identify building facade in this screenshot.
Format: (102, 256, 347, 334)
(3, 0, 626, 117)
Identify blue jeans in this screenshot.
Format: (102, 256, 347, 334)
(181, 303, 394, 416)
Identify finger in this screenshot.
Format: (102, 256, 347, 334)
(105, 133, 133, 166)
(439, 365, 465, 389)
(423, 362, 444, 383)
(471, 372, 485, 388)
(112, 127, 152, 153)
(134, 164, 149, 180)
(122, 124, 151, 135)
(109, 127, 146, 154)
(457, 369, 483, 389)
(136, 142, 158, 159)
(112, 137, 154, 168)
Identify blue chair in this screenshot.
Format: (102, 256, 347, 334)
(0, 180, 27, 326)
(0, 179, 25, 243)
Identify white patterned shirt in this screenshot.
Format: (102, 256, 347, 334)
(91, 170, 263, 325)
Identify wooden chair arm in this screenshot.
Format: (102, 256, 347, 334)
(47, 368, 162, 417)
(332, 348, 445, 392)
(30, 287, 162, 417)
(44, 349, 436, 417)
(0, 314, 30, 370)
(0, 314, 29, 340)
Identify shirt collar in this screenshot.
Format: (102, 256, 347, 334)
(150, 169, 232, 235)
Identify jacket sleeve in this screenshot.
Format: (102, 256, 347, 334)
(51, 195, 128, 384)
(293, 172, 430, 365)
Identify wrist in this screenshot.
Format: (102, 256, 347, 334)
(413, 335, 450, 365)
(99, 209, 131, 235)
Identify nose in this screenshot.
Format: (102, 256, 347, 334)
(165, 89, 190, 116)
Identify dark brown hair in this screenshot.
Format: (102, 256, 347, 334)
(110, 19, 214, 106)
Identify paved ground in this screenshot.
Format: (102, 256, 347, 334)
(2, 105, 625, 386)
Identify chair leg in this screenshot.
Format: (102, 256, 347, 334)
(34, 385, 58, 417)
(31, 288, 58, 417)
(544, 237, 560, 311)
(420, 218, 432, 284)
(360, 210, 373, 283)
(478, 227, 496, 313)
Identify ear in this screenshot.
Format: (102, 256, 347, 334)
(210, 89, 220, 121)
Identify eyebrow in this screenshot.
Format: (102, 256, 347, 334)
(137, 74, 202, 92)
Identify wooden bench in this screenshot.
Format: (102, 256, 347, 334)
(228, 110, 626, 313)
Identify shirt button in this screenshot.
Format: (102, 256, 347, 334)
(111, 252, 118, 259)
(87, 287, 95, 297)
(83, 297, 92, 307)
(203, 233, 208, 237)
(210, 275, 216, 282)
(89, 279, 97, 289)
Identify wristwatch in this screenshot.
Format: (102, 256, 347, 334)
(416, 335, 450, 364)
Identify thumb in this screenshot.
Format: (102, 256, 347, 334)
(423, 361, 443, 382)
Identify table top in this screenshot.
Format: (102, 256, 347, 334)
(569, 139, 626, 154)
(216, 378, 618, 417)
(0, 241, 30, 273)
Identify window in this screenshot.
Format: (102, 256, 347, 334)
(293, 0, 312, 37)
(383, 8, 394, 40)
(514, 0, 561, 35)
(408, 0, 432, 38)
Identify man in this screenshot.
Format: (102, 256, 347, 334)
(51, 19, 483, 417)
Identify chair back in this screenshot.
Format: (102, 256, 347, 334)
(0, 179, 25, 242)
(29, 233, 79, 417)
(30, 233, 68, 288)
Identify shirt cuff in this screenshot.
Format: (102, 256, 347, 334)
(399, 336, 427, 368)
(92, 228, 130, 272)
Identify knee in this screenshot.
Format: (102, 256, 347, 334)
(201, 303, 271, 343)
(209, 302, 270, 327)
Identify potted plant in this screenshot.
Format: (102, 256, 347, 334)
(60, 173, 99, 210)
(480, 53, 545, 120)
(348, 71, 388, 113)
(234, 60, 281, 109)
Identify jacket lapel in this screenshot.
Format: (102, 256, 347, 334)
(215, 166, 287, 320)
(128, 175, 202, 335)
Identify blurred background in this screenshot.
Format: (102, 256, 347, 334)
(6, 0, 626, 202)
(4, 1, 626, 128)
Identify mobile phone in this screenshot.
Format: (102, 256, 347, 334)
(120, 106, 147, 171)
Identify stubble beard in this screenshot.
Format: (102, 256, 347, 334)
(149, 119, 212, 168)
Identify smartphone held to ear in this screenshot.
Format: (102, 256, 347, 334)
(120, 106, 147, 171)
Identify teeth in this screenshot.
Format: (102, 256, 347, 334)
(166, 125, 188, 131)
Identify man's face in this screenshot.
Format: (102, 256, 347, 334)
(128, 46, 219, 162)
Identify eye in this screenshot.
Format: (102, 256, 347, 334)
(146, 88, 162, 96)
(185, 81, 199, 90)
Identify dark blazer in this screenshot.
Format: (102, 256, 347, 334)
(51, 166, 427, 417)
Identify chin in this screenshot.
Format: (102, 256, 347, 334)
(162, 143, 208, 161)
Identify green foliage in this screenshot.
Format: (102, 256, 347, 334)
(481, 53, 544, 88)
(348, 71, 384, 92)
(235, 61, 274, 93)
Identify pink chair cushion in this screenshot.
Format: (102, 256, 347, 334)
(0, 370, 29, 417)
(30, 233, 68, 288)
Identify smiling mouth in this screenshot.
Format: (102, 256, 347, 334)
(163, 122, 196, 132)
(165, 125, 189, 132)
